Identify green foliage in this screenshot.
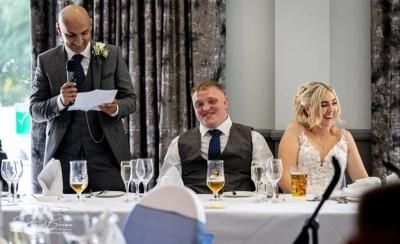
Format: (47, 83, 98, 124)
(0, 0, 31, 106)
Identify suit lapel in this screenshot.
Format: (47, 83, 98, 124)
(53, 46, 68, 89)
(91, 42, 102, 89)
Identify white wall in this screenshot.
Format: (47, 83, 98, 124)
(226, 0, 371, 130)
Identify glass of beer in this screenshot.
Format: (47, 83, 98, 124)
(290, 166, 308, 197)
(70, 160, 88, 201)
(207, 160, 225, 201)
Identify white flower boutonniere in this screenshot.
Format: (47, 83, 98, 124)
(92, 42, 109, 59)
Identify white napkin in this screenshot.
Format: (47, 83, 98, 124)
(37, 158, 63, 197)
(385, 173, 400, 185)
(157, 167, 184, 187)
(342, 177, 381, 198)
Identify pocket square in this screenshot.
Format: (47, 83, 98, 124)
(37, 158, 63, 197)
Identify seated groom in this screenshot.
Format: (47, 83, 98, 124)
(158, 80, 273, 193)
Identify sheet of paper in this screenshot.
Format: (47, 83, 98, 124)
(68, 89, 117, 111)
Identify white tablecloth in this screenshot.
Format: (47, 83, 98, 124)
(1, 194, 358, 244)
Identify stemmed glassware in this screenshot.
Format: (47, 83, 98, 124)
(251, 160, 264, 202)
(1, 159, 18, 203)
(120, 161, 133, 202)
(12, 160, 23, 201)
(69, 160, 88, 201)
(135, 159, 146, 197)
(139, 158, 154, 195)
(130, 159, 140, 200)
(206, 160, 225, 207)
(264, 158, 283, 203)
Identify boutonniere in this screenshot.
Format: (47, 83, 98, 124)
(92, 42, 109, 59)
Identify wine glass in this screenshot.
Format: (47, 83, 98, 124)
(135, 159, 146, 197)
(11, 160, 23, 201)
(139, 158, 154, 195)
(251, 160, 264, 202)
(1, 159, 18, 203)
(120, 160, 133, 202)
(206, 160, 225, 202)
(130, 159, 140, 200)
(69, 160, 88, 201)
(265, 158, 283, 203)
(62, 213, 91, 244)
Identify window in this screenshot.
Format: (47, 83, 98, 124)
(0, 1, 31, 193)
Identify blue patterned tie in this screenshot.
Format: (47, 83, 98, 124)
(72, 54, 85, 87)
(208, 129, 222, 160)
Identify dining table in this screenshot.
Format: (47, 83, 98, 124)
(1, 192, 358, 244)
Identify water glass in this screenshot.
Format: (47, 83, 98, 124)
(265, 158, 283, 203)
(138, 158, 154, 195)
(1, 159, 18, 203)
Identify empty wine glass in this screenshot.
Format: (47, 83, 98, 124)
(1, 159, 18, 203)
(120, 160, 133, 202)
(69, 160, 88, 201)
(130, 159, 140, 200)
(11, 160, 23, 201)
(139, 158, 154, 195)
(265, 158, 283, 203)
(207, 160, 225, 203)
(136, 159, 146, 197)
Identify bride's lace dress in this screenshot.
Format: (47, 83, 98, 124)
(297, 130, 347, 195)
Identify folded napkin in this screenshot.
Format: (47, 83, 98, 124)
(342, 177, 381, 198)
(386, 173, 400, 185)
(37, 158, 63, 197)
(157, 167, 184, 187)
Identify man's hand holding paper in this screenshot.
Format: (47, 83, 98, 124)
(68, 89, 117, 112)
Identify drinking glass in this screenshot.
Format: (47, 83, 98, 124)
(120, 160, 133, 202)
(11, 160, 23, 201)
(130, 159, 140, 200)
(135, 159, 146, 197)
(265, 158, 283, 203)
(69, 160, 88, 201)
(139, 158, 154, 195)
(206, 160, 225, 201)
(1, 159, 18, 203)
(63, 213, 91, 244)
(251, 160, 265, 202)
(290, 166, 308, 197)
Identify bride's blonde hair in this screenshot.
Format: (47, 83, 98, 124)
(293, 81, 343, 129)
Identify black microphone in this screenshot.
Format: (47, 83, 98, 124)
(293, 156, 341, 244)
(66, 59, 75, 82)
(383, 160, 400, 178)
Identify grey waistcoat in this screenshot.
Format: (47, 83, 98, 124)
(178, 123, 255, 193)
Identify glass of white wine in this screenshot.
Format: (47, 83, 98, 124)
(207, 160, 225, 203)
(251, 160, 265, 202)
(69, 160, 88, 201)
(120, 160, 132, 202)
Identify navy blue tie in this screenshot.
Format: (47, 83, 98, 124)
(208, 129, 222, 160)
(72, 54, 85, 87)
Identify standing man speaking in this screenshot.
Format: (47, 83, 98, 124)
(30, 4, 136, 193)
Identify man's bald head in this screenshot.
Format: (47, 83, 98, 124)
(57, 4, 92, 53)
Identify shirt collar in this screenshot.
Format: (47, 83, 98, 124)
(199, 116, 232, 136)
(65, 42, 91, 60)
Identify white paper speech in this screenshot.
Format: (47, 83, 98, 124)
(68, 89, 117, 111)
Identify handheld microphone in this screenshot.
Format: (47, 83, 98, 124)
(66, 60, 75, 82)
(293, 156, 341, 244)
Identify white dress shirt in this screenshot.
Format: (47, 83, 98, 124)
(57, 42, 119, 116)
(158, 116, 273, 183)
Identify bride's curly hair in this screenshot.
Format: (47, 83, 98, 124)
(293, 81, 343, 129)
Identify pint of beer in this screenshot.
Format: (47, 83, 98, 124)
(290, 167, 308, 196)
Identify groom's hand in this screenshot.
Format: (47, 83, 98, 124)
(99, 99, 119, 116)
(60, 81, 77, 106)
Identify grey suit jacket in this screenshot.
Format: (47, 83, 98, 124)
(30, 41, 136, 165)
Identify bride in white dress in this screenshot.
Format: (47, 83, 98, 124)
(278, 81, 368, 195)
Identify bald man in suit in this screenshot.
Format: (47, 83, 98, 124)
(30, 4, 136, 193)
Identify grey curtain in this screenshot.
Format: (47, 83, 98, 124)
(371, 0, 400, 178)
(30, 0, 226, 192)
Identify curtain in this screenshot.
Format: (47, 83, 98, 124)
(371, 0, 400, 178)
(30, 0, 226, 192)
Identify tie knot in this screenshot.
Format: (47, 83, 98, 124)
(72, 54, 84, 63)
(209, 129, 222, 137)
